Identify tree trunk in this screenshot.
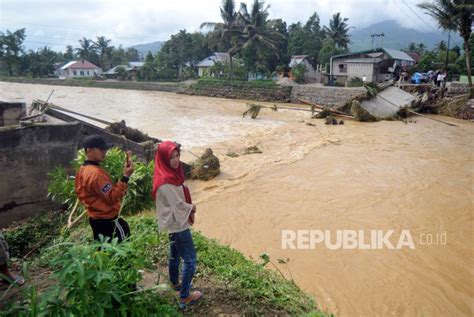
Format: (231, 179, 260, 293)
(464, 38, 472, 89)
(229, 52, 233, 81)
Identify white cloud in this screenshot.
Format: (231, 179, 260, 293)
(0, 0, 438, 51)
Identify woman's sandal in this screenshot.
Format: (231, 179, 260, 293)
(178, 290, 202, 309)
(1, 275, 25, 286)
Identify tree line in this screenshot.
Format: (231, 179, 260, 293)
(0, 0, 351, 80)
(404, 38, 472, 78)
(0, 0, 471, 85)
(0, 30, 140, 78)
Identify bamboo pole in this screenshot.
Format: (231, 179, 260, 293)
(299, 99, 352, 117)
(377, 95, 459, 127)
(252, 104, 321, 113)
(405, 109, 459, 127)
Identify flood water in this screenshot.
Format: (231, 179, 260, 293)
(1, 82, 473, 316)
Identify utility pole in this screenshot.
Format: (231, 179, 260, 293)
(380, 33, 385, 48)
(371, 34, 377, 49)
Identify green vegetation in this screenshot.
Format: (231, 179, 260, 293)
(48, 148, 154, 216)
(1, 147, 326, 316)
(193, 77, 278, 89)
(2, 211, 67, 259)
(347, 76, 364, 87)
(417, 0, 473, 86)
(292, 64, 307, 83)
(0, 0, 353, 82)
(2, 215, 325, 316)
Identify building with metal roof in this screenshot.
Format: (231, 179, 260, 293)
(330, 48, 415, 84)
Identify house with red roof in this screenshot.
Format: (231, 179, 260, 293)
(54, 60, 102, 79)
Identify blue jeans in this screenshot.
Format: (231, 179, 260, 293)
(168, 229, 196, 299)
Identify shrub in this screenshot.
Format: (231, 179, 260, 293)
(48, 148, 155, 215)
(115, 66, 129, 81)
(2, 232, 179, 316)
(347, 76, 364, 87)
(292, 64, 307, 84)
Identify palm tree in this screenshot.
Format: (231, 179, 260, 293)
(201, 0, 240, 79)
(93, 36, 112, 70)
(75, 37, 98, 63)
(238, 1, 282, 51)
(417, 43, 427, 54)
(418, 0, 473, 87)
(323, 12, 351, 49)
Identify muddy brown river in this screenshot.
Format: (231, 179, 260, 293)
(1, 82, 473, 316)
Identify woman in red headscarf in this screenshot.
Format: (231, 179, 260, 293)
(152, 141, 202, 308)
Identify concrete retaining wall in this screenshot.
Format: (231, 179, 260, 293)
(291, 85, 366, 107)
(182, 84, 292, 102)
(0, 122, 80, 227)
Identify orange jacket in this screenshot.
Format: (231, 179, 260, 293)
(75, 161, 128, 219)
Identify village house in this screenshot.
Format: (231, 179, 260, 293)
(196, 52, 233, 77)
(54, 60, 102, 79)
(330, 48, 415, 83)
(103, 62, 145, 80)
(288, 55, 323, 83)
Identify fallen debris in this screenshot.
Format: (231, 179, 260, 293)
(106, 120, 159, 143)
(350, 100, 377, 122)
(191, 148, 220, 180)
(243, 146, 262, 155)
(300, 99, 355, 119)
(226, 151, 239, 158)
(325, 116, 339, 125)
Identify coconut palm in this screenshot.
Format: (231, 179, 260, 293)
(93, 36, 113, 70)
(418, 0, 473, 87)
(238, 0, 283, 52)
(76, 37, 99, 65)
(323, 12, 351, 49)
(201, 0, 241, 79)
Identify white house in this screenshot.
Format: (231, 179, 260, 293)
(54, 60, 102, 79)
(288, 55, 322, 83)
(196, 52, 232, 77)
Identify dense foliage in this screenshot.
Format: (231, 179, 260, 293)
(0, 0, 352, 81)
(48, 148, 154, 215)
(2, 215, 325, 316)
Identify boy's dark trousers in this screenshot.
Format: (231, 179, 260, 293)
(89, 217, 130, 242)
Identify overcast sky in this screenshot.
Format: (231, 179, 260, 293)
(0, 0, 439, 51)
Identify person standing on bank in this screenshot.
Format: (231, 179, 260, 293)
(152, 141, 202, 309)
(75, 134, 134, 242)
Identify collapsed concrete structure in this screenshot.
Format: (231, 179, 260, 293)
(0, 101, 160, 228)
(0, 102, 80, 227)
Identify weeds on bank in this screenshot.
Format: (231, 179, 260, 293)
(2, 218, 179, 316)
(48, 148, 155, 215)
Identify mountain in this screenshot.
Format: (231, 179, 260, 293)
(349, 20, 462, 52)
(130, 41, 164, 57)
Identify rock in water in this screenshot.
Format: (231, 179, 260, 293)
(325, 116, 339, 125)
(191, 148, 220, 180)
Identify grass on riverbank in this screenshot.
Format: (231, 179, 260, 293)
(1, 213, 327, 316)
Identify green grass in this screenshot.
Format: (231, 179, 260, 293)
(192, 77, 280, 90)
(2, 214, 326, 316)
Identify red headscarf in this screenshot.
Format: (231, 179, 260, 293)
(152, 141, 192, 205)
